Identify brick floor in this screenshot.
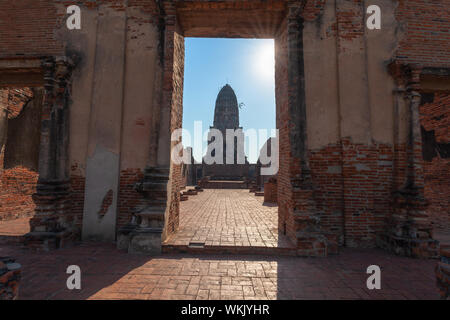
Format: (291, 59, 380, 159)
(0, 242, 439, 300)
(0, 217, 30, 245)
(0, 194, 443, 300)
(163, 189, 295, 254)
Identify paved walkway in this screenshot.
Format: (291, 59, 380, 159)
(0, 242, 439, 300)
(0, 192, 443, 300)
(164, 189, 294, 252)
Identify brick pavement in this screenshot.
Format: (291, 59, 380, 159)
(0, 242, 440, 300)
(0, 190, 443, 300)
(163, 189, 294, 253)
(0, 217, 30, 245)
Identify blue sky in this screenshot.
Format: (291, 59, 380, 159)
(182, 38, 276, 164)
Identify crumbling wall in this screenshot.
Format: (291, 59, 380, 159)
(420, 93, 450, 232)
(301, 0, 401, 248)
(0, 88, 42, 221)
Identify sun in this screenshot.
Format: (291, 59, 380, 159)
(253, 40, 275, 81)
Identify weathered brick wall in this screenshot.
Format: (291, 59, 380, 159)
(0, 88, 38, 221)
(309, 144, 344, 246)
(275, 15, 296, 244)
(263, 178, 277, 203)
(1, 0, 448, 65)
(69, 164, 85, 229)
(396, 0, 450, 68)
(166, 26, 185, 237)
(0, 167, 38, 221)
(0, 89, 34, 119)
(117, 168, 144, 229)
(420, 93, 450, 232)
(341, 140, 394, 248)
(0, 0, 161, 59)
(0, 0, 62, 58)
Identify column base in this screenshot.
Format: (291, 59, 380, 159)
(377, 232, 439, 258)
(378, 186, 439, 258)
(117, 227, 162, 255)
(23, 228, 78, 251)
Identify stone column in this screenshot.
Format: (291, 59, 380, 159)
(25, 57, 76, 251)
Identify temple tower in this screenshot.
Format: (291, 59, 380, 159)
(202, 84, 249, 182)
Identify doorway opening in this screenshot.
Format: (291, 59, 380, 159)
(163, 36, 294, 254)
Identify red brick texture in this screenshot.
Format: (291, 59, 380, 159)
(69, 164, 86, 229)
(164, 3, 185, 237)
(275, 14, 295, 247)
(420, 93, 450, 232)
(0, 89, 33, 119)
(263, 178, 277, 204)
(396, 0, 450, 68)
(117, 168, 144, 230)
(0, 1, 63, 58)
(0, 88, 37, 221)
(0, 167, 38, 221)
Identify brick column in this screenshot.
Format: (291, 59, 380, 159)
(380, 64, 438, 258)
(25, 57, 76, 251)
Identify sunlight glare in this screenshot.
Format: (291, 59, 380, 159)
(253, 40, 275, 81)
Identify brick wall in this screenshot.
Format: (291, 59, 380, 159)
(69, 164, 85, 229)
(309, 144, 344, 246)
(0, 88, 38, 221)
(165, 22, 185, 237)
(0, 89, 33, 119)
(0, 167, 38, 221)
(341, 139, 394, 248)
(275, 15, 296, 243)
(0, 0, 62, 58)
(396, 0, 450, 68)
(420, 93, 450, 232)
(116, 168, 144, 230)
(264, 178, 277, 203)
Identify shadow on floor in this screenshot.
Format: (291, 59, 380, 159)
(0, 242, 151, 300)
